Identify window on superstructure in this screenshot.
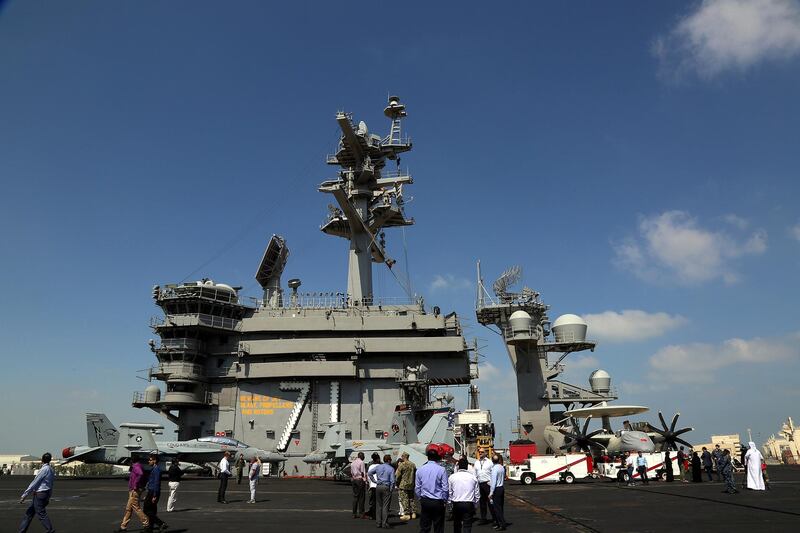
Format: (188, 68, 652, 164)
(265, 430, 275, 439)
(345, 431, 352, 439)
(317, 431, 326, 440)
(290, 430, 300, 440)
(374, 430, 384, 439)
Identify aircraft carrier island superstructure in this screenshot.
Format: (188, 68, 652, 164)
(133, 97, 475, 474)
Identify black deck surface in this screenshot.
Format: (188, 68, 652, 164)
(2, 466, 798, 532)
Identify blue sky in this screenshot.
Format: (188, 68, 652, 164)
(1, 0, 799, 454)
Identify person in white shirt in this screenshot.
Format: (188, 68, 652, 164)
(248, 456, 262, 503)
(473, 448, 493, 525)
(624, 452, 635, 486)
(218, 451, 232, 503)
(366, 452, 380, 519)
(449, 457, 479, 533)
(488, 454, 507, 531)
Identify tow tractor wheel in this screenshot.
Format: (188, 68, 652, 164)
(563, 472, 575, 484)
(520, 473, 535, 485)
(659, 471, 667, 481)
(619, 472, 630, 483)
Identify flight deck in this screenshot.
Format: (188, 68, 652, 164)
(1, 467, 798, 532)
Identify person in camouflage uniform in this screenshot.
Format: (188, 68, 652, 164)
(719, 449, 738, 494)
(440, 449, 456, 521)
(395, 452, 417, 521)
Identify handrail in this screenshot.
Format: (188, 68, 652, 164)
(150, 313, 242, 331)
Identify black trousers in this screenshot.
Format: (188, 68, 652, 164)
(637, 466, 649, 484)
(478, 482, 490, 520)
(489, 486, 506, 527)
(352, 478, 366, 516)
(452, 501, 475, 533)
(143, 490, 164, 527)
(419, 497, 445, 533)
(368, 487, 375, 517)
(705, 466, 714, 481)
(218, 473, 230, 502)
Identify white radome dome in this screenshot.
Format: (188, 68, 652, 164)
(552, 313, 586, 327)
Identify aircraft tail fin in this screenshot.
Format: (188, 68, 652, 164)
(86, 413, 119, 447)
(417, 412, 450, 444)
(386, 407, 418, 445)
(117, 423, 161, 454)
(318, 421, 347, 457)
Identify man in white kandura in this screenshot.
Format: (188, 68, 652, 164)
(744, 441, 765, 491)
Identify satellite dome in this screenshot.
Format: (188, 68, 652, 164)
(215, 283, 236, 292)
(552, 314, 587, 343)
(552, 314, 587, 327)
(589, 369, 611, 394)
(508, 310, 533, 340)
(144, 384, 161, 403)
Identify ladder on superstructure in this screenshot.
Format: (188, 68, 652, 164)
(309, 383, 319, 476)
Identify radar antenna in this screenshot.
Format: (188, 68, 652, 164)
(319, 96, 414, 305)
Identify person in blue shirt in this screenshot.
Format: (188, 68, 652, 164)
(18, 452, 55, 533)
(415, 446, 449, 533)
(143, 454, 166, 532)
(488, 454, 507, 531)
(369, 454, 397, 528)
(635, 451, 649, 485)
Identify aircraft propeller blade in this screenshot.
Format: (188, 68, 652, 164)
(670, 412, 680, 433)
(651, 411, 693, 451)
(658, 412, 668, 432)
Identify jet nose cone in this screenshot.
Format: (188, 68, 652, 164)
(302, 454, 326, 464)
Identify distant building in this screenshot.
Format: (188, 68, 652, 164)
(692, 434, 741, 456)
(0, 454, 39, 475)
(763, 417, 799, 465)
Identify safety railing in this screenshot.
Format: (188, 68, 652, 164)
(150, 313, 242, 331)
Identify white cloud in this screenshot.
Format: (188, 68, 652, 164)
(654, 0, 800, 80)
(429, 274, 472, 292)
(722, 214, 749, 229)
(567, 355, 600, 370)
(584, 310, 687, 342)
(613, 210, 767, 285)
(475, 362, 517, 402)
(790, 222, 800, 241)
(648, 332, 800, 383)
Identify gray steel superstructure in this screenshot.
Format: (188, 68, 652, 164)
(133, 97, 475, 474)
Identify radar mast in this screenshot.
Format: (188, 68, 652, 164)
(319, 96, 413, 305)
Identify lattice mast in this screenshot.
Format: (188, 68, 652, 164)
(319, 96, 413, 304)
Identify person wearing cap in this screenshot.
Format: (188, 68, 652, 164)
(488, 454, 507, 531)
(395, 452, 417, 521)
(18, 452, 56, 533)
(448, 456, 479, 533)
(369, 454, 396, 529)
(473, 448, 493, 525)
(711, 444, 723, 481)
(415, 446, 449, 533)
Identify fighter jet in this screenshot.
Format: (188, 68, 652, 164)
(302, 406, 454, 468)
(61, 413, 286, 470)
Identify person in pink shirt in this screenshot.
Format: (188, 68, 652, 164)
(350, 452, 368, 518)
(115, 458, 149, 532)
